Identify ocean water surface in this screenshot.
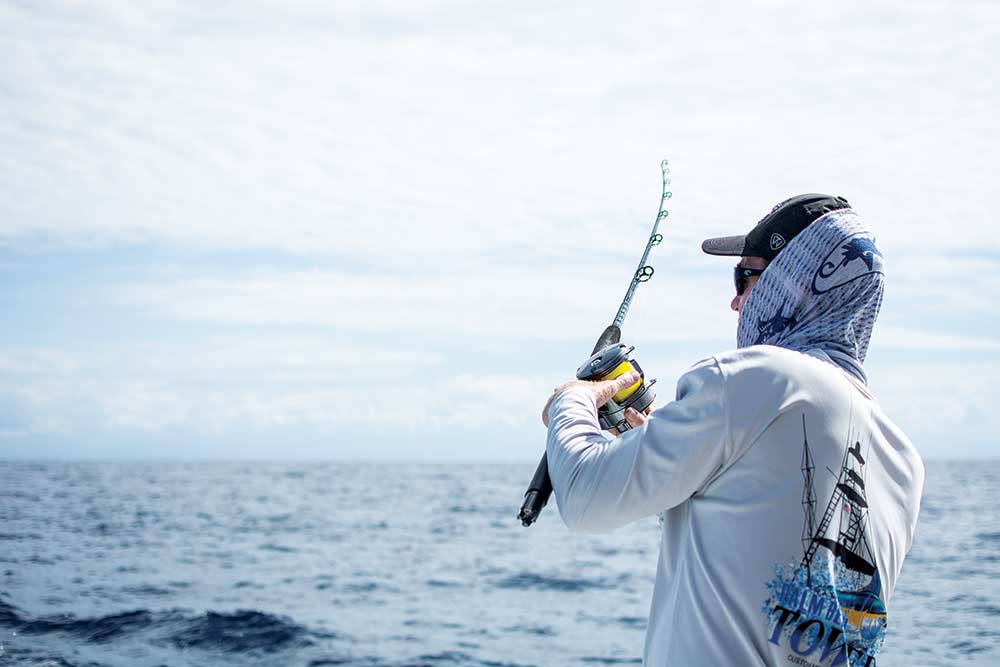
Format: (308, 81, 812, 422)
(0, 460, 996, 666)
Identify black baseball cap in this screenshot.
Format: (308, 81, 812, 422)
(701, 193, 851, 262)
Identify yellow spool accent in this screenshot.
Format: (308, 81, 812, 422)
(606, 360, 642, 403)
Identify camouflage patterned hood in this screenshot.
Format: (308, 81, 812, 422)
(735, 208, 885, 384)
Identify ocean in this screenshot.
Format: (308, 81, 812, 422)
(0, 460, 996, 667)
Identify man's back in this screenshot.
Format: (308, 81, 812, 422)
(546, 345, 923, 666)
(643, 345, 922, 666)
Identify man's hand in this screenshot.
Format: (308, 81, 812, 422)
(620, 405, 652, 431)
(541, 370, 644, 428)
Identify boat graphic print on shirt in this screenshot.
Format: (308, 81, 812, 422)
(762, 415, 888, 667)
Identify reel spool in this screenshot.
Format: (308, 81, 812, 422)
(575, 343, 656, 432)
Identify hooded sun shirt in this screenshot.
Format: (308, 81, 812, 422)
(545, 207, 923, 666)
(736, 207, 886, 385)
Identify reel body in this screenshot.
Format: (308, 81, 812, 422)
(575, 343, 656, 432)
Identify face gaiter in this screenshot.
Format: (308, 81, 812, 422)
(735, 208, 885, 385)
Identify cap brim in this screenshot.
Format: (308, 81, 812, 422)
(701, 235, 747, 256)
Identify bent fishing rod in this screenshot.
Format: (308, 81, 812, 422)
(517, 159, 673, 527)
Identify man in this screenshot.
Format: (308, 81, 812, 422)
(541, 195, 924, 666)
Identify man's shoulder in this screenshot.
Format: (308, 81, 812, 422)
(705, 344, 846, 387)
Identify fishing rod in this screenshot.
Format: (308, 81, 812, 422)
(517, 159, 673, 528)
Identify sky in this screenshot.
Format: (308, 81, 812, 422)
(1, 0, 997, 461)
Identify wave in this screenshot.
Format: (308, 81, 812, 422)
(166, 609, 333, 653)
(1, 595, 162, 645)
(616, 616, 646, 630)
(493, 572, 613, 592)
(580, 658, 642, 665)
(500, 623, 555, 636)
(0, 644, 105, 667)
(379, 651, 534, 667)
(28, 609, 165, 643)
(0, 594, 21, 627)
(0, 593, 338, 654)
(0, 532, 43, 541)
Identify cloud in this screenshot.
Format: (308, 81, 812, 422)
(873, 328, 1000, 352)
(868, 358, 1000, 458)
(2, 1, 997, 263)
(109, 263, 698, 342)
(1, 1, 998, 459)
(0, 335, 550, 438)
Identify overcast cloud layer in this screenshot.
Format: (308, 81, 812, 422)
(1, 0, 997, 460)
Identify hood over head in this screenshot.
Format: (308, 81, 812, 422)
(736, 208, 885, 384)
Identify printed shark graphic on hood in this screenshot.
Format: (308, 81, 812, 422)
(813, 232, 886, 296)
(755, 309, 796, 345)
(737, 209, 885, 385)
(838, 237, 883, 271)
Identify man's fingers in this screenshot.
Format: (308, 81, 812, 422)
(624, 406, 647, 428)
(544, 372, 643, 429)
(595, 370, 641, 406)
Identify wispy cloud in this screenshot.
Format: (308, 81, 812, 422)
(3, 1, 996, 259)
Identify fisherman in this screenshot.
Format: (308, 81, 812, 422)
(541, 195, 924, 666)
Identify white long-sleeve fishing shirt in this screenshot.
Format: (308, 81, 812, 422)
(545, 345, 923, 667)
